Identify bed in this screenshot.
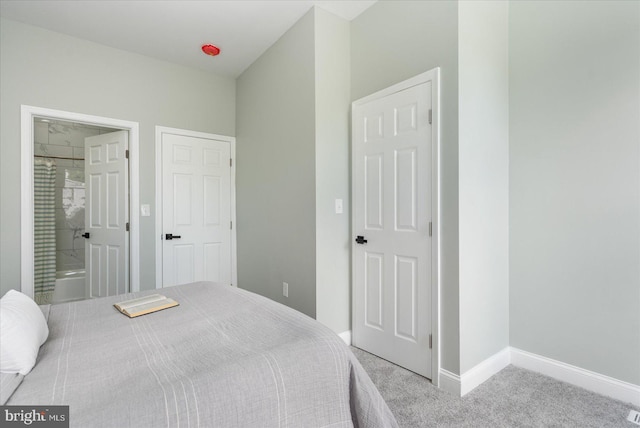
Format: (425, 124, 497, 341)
(2, 282, 397, 427)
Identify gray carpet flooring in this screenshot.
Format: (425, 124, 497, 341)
(351, 346, 639, 428)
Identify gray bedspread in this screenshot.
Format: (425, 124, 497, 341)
(8, 282, 397, 428)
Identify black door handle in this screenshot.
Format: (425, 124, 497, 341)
(355, 235, 367, 244)
(165, 233, 182, 240)
(82, 232, 90, 239)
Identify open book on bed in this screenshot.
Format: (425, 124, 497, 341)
(114, 294, 179, 318)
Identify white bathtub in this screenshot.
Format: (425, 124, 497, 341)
(52, 269, 86, 303)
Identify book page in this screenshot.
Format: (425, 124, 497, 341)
(124, 298, 178, 317)
(115, 294, 166, 311)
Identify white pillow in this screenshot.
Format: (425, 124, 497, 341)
(0, 290, 49, 375)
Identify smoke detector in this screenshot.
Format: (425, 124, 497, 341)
(201, 44, 221, 56)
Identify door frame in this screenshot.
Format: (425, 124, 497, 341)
(20, 105, 141, 298)
(154, 126, 237, 289)
(351, 68, 441, 386)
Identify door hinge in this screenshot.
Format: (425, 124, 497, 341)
(230, 221, 233, 230)
(428, 109, 432, 125)
(230, 158, 233, 167)
(429, 334, 432, 349)
(125, 149, 129, 159)
(126, 222, 130, 232)
(429, 222, 432, 237)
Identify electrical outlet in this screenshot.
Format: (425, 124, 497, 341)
(283, 282, 289, 297)
(628, 410, 640, 426)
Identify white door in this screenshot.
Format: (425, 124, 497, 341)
(84, 130, 129, 298)
(161, 133, 231, 286)
(353, 81, 433, 378)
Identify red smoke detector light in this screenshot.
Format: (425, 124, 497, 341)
(201, 44, 221, 56)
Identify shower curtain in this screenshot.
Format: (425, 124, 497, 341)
(34, 158, 57, 304)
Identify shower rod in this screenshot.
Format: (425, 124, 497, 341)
(34, 154, 85, 161)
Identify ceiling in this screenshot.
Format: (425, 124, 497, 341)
(0, 0, 376, 78)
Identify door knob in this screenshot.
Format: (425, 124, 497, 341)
(355, 235, 367, 244)
(165, 233, 182, 240)
(82, 232, 90, 239)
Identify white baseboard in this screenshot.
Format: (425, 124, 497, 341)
(511, 347, 640, 407)
(439, 347, 511, 397)
(437, 345, 640, 405)
(460, 347, 511, 396)
(338, 330, 352, 346)
(439, 368, 461, 396)
(356, 339, 639, 406)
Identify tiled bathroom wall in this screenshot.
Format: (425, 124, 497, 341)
(34, 119, 115, 273)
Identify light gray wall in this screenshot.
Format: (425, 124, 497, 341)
(509, 1, 640, 384)
(314, 9, 351, 334)
(351, 0, 461, 374)
(0, 18, 236, 298)
(236, 10, 317, 318)
(458, 1, 510, 373)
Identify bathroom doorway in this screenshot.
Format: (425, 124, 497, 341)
(33, 118, 126, 303)
(20, 106, 141, 302)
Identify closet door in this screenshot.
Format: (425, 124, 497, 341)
(161, 132, 232, 287)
